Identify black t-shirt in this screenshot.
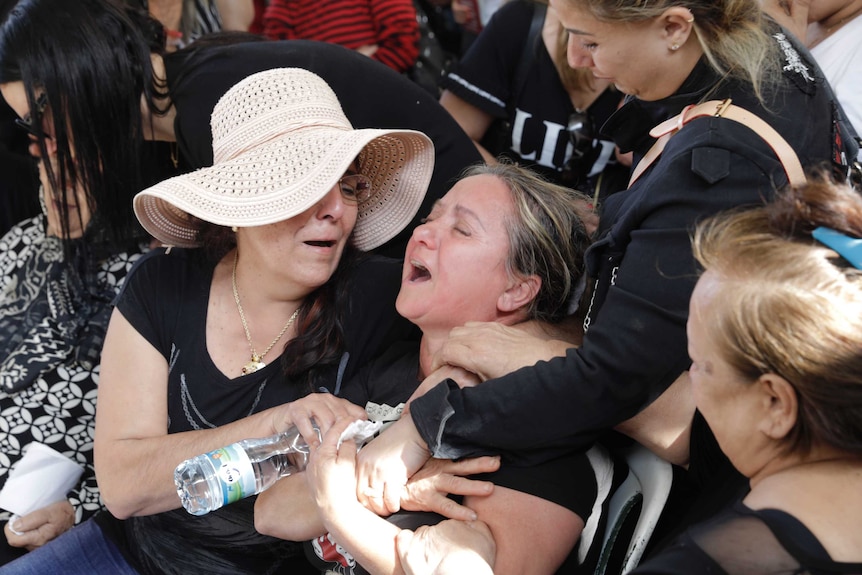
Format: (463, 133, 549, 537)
(306, 344, 601, 574)
(95, 248, 415, 575)
(164, 39, 484, 258)
(441, 0, 628, 196)
(634, 500, 862, 574)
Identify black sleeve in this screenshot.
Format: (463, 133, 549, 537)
(478, 451, 598, 521)
(409, 118, 786, 465)
(439, 0, 533, 118)
(114, 248, 193, 359)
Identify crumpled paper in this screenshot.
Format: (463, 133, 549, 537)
(0, 442, 84, 516)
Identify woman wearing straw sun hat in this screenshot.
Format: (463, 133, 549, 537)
(0, 67, 435, 575)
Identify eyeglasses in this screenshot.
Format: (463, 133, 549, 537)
(14, 92, 49, 138)
(567, 110, 595, 161)
(338, 174, 372, 204)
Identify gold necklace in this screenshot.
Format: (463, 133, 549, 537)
(231, 250, 300, 375)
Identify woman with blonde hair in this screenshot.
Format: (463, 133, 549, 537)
(633, 175, 862, 572)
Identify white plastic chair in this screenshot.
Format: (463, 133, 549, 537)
(594, 444, 674, 574)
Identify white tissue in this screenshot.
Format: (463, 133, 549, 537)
(0, 442, 84, 516)
(337, 419, 383, 449)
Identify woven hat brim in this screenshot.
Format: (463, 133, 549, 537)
(134, 126, 434, 251)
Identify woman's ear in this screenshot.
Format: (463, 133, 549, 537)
(498, 275, 541, 313)
(756, 373, 799, 440)
(660, 6, 696, 50)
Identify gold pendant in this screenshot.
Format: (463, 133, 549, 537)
(241, 355, 266, 376)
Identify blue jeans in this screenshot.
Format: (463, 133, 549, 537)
(0, 518, 139, 575)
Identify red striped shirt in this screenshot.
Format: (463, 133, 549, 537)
(263, 0, 420, 73)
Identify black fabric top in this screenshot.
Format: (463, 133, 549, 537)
(164, 39, 483, 258)
(634, 500, 862, 574)
(340, 343, 599, 520)
(441, 0, 628, 194)
(306, 342, 599, 574)
(408, 26, 860, 465)
(95, 248, 414, 575)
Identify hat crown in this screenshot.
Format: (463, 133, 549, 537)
(211, 68, 353, 164)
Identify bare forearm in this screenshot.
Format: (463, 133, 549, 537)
(254, 473, 326, 541)
(321, 500, 405, 575)
(95, 410, 276, 518)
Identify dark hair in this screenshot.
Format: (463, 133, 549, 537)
(0, 0, 166, 246)
(282, 246, 361, 392)
(693, 173, 862, 456)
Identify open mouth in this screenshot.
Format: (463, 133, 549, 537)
(408, 259, 431, 282)
(305, 240, 336, 248)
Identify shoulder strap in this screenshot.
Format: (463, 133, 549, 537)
(508, 2, 547, 115)
(628, 98, 806, 188)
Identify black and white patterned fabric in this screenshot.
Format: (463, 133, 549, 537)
(0, 216, 148, 525)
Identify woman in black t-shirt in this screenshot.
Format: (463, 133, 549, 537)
(0, 68, 434, 575)
(440, 0, 629, 203)
(293, 163, 603, 575)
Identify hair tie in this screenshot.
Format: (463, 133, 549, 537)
(812, 226, 862, 269)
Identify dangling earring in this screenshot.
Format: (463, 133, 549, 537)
(38, 184, 49, 218)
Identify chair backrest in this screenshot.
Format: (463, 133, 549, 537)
(575, 444, 617, 568)
(595, 444, 674, 574)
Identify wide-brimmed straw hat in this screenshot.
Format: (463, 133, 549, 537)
(133, 67, 434, 251)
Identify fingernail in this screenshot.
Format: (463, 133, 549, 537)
(8, 515, 25, 536)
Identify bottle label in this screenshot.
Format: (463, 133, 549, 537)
(204, 444, 256, 506)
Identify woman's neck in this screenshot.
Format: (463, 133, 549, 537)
(142, 53, 177, 142)
(417, 330, 449, 380)
(748, 443, 860, 490)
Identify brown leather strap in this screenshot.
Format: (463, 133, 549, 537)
(629, 99, 807, 187)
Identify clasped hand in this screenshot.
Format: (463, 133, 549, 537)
(430, 321, 574, 380)
(4, 500, 75, 551)
(309, 418, 499, 522)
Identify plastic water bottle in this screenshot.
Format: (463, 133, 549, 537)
(174, 424, 319, 516)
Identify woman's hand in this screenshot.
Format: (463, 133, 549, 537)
(270, 393, 367, 449)
(305, 418, 364, 515)
(4, 500, 75, 551)
(355, 414, 432, 516)
(396, 519, 496, 575)
(431, 322, 573, 380)
(400, 456, 499, 521)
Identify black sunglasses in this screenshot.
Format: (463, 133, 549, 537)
(14, 92, 49, 137)
(566, 110, 595, 160)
